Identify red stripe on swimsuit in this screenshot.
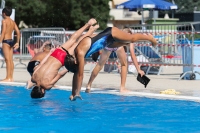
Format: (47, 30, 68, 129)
(50, 48, 67, 66)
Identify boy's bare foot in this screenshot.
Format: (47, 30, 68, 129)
(0, 78, 13, 82)
(87, 18, 97, 26)
(53, 85, 59, 88)
(85, 85, 91, 93)
(148, 34, 157, 47)
(85, 89, 91, 93)
(120, 87, 131, 93)
(93, 24, 100, 30)
(69, 95, 83, 101)
(89, 24, 100, 33)
(26, 80, 35, 89)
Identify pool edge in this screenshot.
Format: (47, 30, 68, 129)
(1, 82, 200, 102)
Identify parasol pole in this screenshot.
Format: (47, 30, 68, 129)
(141, 8, 144, 24)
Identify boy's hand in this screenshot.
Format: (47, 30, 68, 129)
(89, 24, 100, 32)
(13, 43, 19, 50)
(138, 69, 145, 77)
(43, 41, 51, 46)
(50, 48, 55, 53)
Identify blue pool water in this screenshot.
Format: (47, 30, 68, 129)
(1, 85, 200, 133)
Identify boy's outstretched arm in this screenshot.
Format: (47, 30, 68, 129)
(13, 22, 20, 50)
(33, 48, 55, 74)
(129, 43, 145, 77)
(48, 67, 69, 88)
(68, 24, 99, 55)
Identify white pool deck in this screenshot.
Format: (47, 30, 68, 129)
(0, 60, 200, 102)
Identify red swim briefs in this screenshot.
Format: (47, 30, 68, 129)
(50, 48, 67, 66)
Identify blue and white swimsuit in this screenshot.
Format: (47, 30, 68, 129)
(85, 27, 115, 57)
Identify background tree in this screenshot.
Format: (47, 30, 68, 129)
(5, 0, 110, 30)
(6, 0, 46, 27)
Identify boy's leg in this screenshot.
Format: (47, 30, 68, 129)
(116, 47, 130, 93)
(111, 27, 157, 47)
(9, 47, 14, 80)
(0, 44, 13, 82)
(86, 49, 111, 93)
(62, 18, 97, 50)
(67, 24, 99, 55)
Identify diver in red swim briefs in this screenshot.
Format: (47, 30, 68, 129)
(30, 18, 99, 98)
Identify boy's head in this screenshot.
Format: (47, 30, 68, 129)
(2, 7, 12, 17)
(30, 86, 45, 98)
(43, 42, 52, 52)
(64, 54, 78, 73)
(35, 40, 44, 48)
(122, 27, 132, 34)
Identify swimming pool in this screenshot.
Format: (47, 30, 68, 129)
(1, 84, 200, 133)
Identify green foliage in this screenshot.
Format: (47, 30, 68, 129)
(6, 0, 46, 27)
(5, 0, 110, 30)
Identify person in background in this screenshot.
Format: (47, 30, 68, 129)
(26, 40, 44, 57)
(85, 28, 144, 93)
(0, 7, 20, 82)
(26, 42, 53, 89)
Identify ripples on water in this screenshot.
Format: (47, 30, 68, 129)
(0, 85, 200, 133)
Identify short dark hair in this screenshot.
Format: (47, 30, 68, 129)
(2, 7, 12, 16)
(64, 54, 78, 73)
(123, 27, 132, 34)
(30, 86, 45, 98)
(44, 43, 52, 50)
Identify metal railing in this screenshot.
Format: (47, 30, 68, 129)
(128, 22, 200, 79)
(14, 27, 66, 67)
(83, 22, 200, 80)
(1, 23, 198, 80)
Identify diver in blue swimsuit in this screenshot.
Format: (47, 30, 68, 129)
(64, 26, 157, 101)
(85, 27, 115, 58)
